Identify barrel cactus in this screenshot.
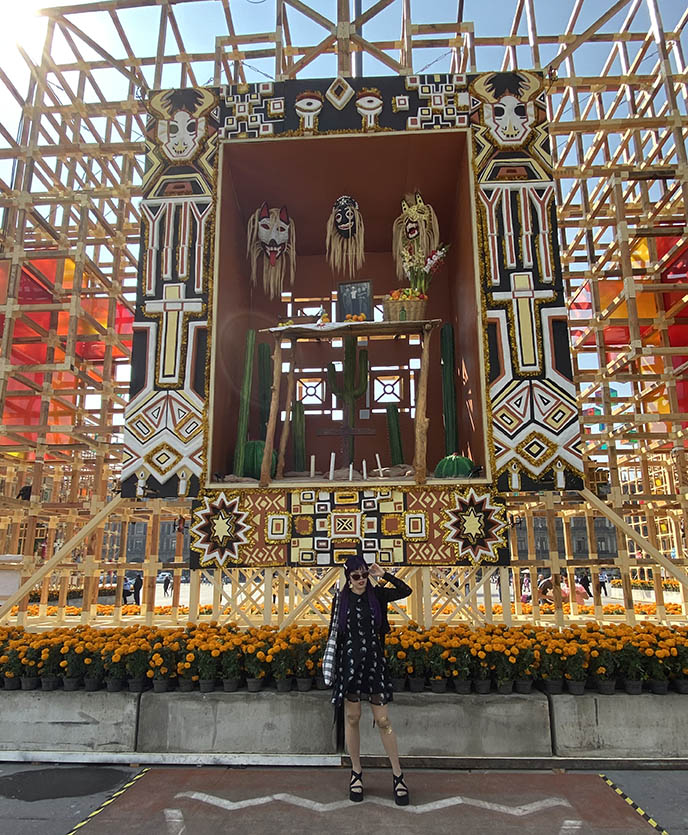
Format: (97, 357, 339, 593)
(434, 453, 475, 478)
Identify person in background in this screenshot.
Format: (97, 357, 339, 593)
(577, 570, 592, 597)
(163, 574, 171, 596)
(122, 576, 132, 605)
(133, 573, 143, 605)
(599, 569, 609, 596)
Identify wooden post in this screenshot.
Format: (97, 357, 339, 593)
(260, 338, 283, 487)
(276, 339, 296, 479)
(414, 323, 434, 484)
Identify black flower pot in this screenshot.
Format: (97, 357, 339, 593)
(473, 678, 491, 694)
(430, 678, 447, 694)
(3, 677, 20, 691)
(199, 679, 215, 693)
(596, 679, 616, 695)
(223, 677, 241, 692)
(83, 677, 102, 692)
(514, 678, 533, 694)
(496, 680, 514, 695)
(105, 677, 124, 693)
(649, 678, 669, 695)
(453, 678, 471, 694)
(295, 677, 313, 692)
(408, 677, 426, 692)
(128, 677, 145, 693)
(673, 678, 688, 694)
(566, 679, 586, 695)
(391, 677, 407, 693)
(20, 676, 40, 691)
(246, 677, 263, 692)
(62, 677, 81, 691)
(178, 678, 194, 692)
(41, 676, 60, 692)
(152, 679, 169, 693)
(624, 678, 642, 695)
(315, 675, 329, 690)
(275, 677, 292, 692)
(543, 678, 564, 695)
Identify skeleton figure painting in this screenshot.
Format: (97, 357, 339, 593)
(326, 195, 365, 279)
(149, 88, 215, 162)
(392, 192, 440, 282)
(246, 202, 297, 300)
(472, 71, 540, 146)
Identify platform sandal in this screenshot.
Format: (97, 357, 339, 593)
(393, 772, 409, 806)
(349, 769, 364, 802)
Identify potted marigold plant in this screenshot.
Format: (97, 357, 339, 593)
(385, 640, 408, 692)
(469, 644, 491, 694)
(290, 636, 319, 691)
(60, 640, 88, 690)
(147, 643, 175, 693)
(268, 639, 293, 693)
(220, 636, 244, 692)
(122, 638, 153, 692)
(103, 642, 128, 692)
(37, 638, 63, 691)
(589, 644, 617, 695)
(511, 642, 536, 694)
(82, 641, 106, 691)
(406, 636, 430, 692)
(177, 648, 199, 691)
(0, 644, 23, 690)
(563, 646, 588, 695)
(673, 638, 688, 694)
(244, 640, 269, 691)
(427, 642, 450, 693)
(644, 645, 670, 695)
(18, 639, 41, 690)
(196, 642, 221, 693)
(618, 641, 647, 694)
(536, 640, 566, 694)
(446, 643, 472, 694)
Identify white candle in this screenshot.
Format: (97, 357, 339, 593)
(349, 463, 353, 481)
(375, 453, 383, 477)
(329, 452, 336, 480)
(362, 459, 367, 480)
(310, 455, 315, 478)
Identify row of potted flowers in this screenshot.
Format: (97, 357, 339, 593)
(10, 600, 685, 620)
(1, 621, 687, 696)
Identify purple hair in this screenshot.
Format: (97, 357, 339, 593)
(337, 555, 381, 632)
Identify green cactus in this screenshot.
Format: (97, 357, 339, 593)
(440, 322, 459, 455)
(435, 453, 474, 478)
(327, 335, 369, 464)
(386, 404, 404, 466)
(244, 440, 276, 480)
(292, 400, 306, 472)
(257, 341, 272, 439)
(233, 328, 256, 477)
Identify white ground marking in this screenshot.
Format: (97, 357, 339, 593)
(559, 820, 584, 833)
(164, 807, 186, 835)
(177, 790, 572, 817)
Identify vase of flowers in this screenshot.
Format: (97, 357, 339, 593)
(383, 244, 449, 321)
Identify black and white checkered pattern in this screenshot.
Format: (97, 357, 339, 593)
(321, 593, 340, 686)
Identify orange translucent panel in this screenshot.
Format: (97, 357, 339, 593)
(0, 260, 8, 304)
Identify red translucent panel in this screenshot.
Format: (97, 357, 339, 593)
(0, 260, 8, 304)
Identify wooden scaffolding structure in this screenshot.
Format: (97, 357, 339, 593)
(1, 0, 688, 628)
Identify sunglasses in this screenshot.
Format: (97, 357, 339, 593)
(349, 570, 369, 581)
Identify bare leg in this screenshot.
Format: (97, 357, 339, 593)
(344, 699, 362, 773)
(371, 702, 402, 776)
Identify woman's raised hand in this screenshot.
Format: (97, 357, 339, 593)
(368, 563, 384, 579)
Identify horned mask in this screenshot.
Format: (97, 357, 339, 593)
(392, 192, 440, 282)
(246, 202, 296, 300)
(149, 88, 215, 162)
(472, 71, 540, 147)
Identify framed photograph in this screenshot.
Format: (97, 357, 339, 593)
(337, 280, 373, 321)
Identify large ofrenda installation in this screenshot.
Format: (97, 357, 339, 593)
(122, 71, 583, 571)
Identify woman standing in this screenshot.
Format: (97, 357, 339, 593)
(331, 555, 412, 805)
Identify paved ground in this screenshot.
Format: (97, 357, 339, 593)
(1, 764, 685, 835)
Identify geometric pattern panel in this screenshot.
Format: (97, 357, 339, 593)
(190, 487, 509, 568)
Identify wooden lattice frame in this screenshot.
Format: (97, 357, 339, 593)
(1, 0, 688, 628)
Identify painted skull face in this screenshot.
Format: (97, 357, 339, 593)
(257, 203, 291, 266)
(484, 95, 534, 145)
(401, 200, 430, 241)
(333, 196, 358, 239)
(157, 110, 207, 161)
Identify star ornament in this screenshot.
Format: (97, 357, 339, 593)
(190, 492, 251, 568)
(443, 488, 507, 565)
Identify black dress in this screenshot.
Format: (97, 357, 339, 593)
(331, 572, 412, 707)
